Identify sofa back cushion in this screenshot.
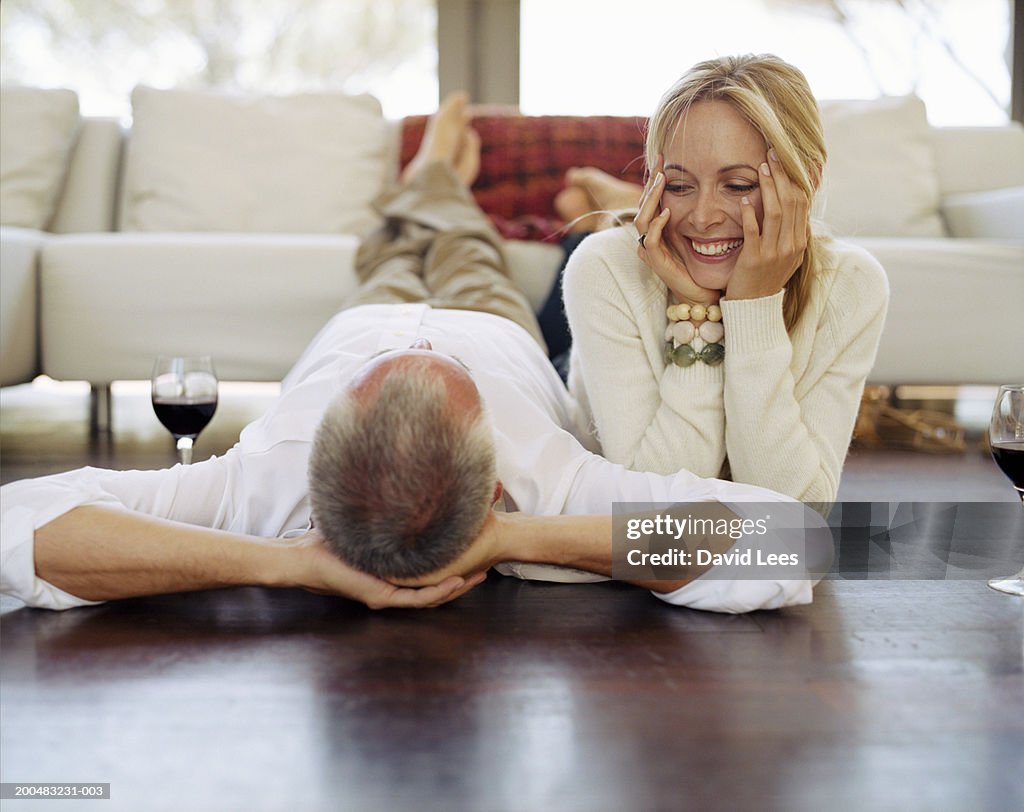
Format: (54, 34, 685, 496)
(401, 112, 647, 239)
(0, 87, 81, 230)
(940, 186, 1024, 241)
(120, 86, 395, 234)
(819, 95, 944, 238)
(50, 117, 124, 234)
(929, 123, 1024, 196)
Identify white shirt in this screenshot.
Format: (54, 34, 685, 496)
(1, 304, 812, 612)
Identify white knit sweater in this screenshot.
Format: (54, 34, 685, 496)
(562, 225, 889, 505)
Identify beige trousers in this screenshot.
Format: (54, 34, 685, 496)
(345, 163, 547, 352)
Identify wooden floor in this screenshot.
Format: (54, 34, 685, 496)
(1, 381, 1022, 811)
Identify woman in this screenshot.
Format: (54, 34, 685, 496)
(560, 54, 889, 506)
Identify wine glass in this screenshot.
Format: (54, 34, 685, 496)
(987, 384, 1024, 596)
(151, 356, 219, 465)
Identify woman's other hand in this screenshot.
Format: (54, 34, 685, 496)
(727, 149, 810, 300)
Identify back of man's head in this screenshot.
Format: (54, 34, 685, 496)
(308, 358, 496, 579)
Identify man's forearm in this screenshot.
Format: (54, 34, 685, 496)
(34, 504, 293, 602)
(33, 504, 483, 610)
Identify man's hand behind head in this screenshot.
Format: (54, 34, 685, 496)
(387, 510, 504, 588)
(309, 354, 497, 582)
(287, 529, 486, 609)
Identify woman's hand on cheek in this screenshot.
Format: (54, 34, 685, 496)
(634, 158, 719, 305)
(726, 150, 809, 301)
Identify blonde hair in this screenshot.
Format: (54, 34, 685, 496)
(645, 54, 829, 332)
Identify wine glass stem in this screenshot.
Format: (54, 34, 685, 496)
(176, 436, 194, 465)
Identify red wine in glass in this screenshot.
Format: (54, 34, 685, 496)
(153, 400, 218, 438)
(988, 385, 1024, 596)
(151, 356, 218, 465)
(990, 441, 1024, 494)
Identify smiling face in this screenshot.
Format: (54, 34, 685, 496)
(661, 100, 768, 291)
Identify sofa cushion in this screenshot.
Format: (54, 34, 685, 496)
(930, 124, 1024, 196)
(850, 237, 1024, 384)
(502, 239, 565, 311)
(819, 96, 945, 238)
(40, 233, 362, 383)
(0, 87, 80, 230)
(0, 226, 43, 385)
(120, 87, 395, 235)
(940, 186, 1024, 241)
(50, 117, 124, 234)
(400, 112, 647, 240)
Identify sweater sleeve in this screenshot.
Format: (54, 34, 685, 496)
(564, 231, 889, 505)
(721, 242, 889, 506)
(563, 228, 728, 477)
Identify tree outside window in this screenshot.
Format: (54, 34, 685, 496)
(519, 0, 1012, 125)
(0, 0, 439, 119)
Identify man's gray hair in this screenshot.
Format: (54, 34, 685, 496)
(308, 362, 496, 579)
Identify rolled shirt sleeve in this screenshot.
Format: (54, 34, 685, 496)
(655, 572, 813, 613)
(507, 445, 820, 613)
(1, 458, 230, 610)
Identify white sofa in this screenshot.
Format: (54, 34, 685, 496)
(2, 88, 1022, 418)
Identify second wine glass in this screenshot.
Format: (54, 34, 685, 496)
(151, 356, 219, 465)
(987, 383, 1024, 596)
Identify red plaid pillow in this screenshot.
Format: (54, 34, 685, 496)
(400, 113, 648, 241)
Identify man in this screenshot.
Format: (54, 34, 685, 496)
(0, 95, 816, 614)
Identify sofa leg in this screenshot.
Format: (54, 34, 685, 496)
(90, 384, 112, 436)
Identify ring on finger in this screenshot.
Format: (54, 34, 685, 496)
(638, 233, 646, 248)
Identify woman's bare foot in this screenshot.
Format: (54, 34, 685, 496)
(403, 91, 477, 184)
(555, 167, 643, 232)
(554, 186, 610, 232)
(564, 167, 643, 210)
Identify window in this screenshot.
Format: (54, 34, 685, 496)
(519, 0, 1012, 125)
(3, 1, 1012, 123)
(0, 0, 438, 119)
